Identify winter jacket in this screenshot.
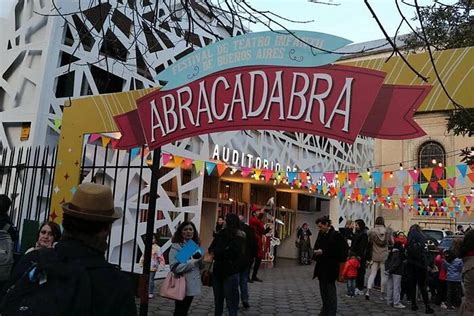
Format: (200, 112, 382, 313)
(368, 225, 391, 262)
(0, 213, 18, 244)
(444, 258, 463, 282)
(460, 254, 474, 315)
(343, 257, 359, 279)
(313, 227, 347, 281)
(385, 248, 405, 275)
(209, 228, 247, 277)
(240, 222, 258, 265)
(169, 242, 203, 297)
(351, 228, 369, 260)
(435, 254, 447, 281)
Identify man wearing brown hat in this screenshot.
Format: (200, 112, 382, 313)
(2, 183, 137, 315)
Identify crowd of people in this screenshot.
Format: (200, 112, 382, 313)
(1, 186, 474, 316)
(315, 215, 474, 316)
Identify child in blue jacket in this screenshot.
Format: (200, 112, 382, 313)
(443, 249, 463, 311)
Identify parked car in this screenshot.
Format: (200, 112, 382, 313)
(438, 235, 464, 252)
(422, 228, 453, 244)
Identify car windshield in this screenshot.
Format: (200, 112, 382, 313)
(423, 230, 443, 241)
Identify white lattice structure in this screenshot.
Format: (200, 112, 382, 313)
(0, 0, 374, 271)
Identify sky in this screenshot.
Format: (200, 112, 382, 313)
(0, 0, 454, 43)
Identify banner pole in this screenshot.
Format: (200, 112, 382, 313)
(139, 147, 161, 316)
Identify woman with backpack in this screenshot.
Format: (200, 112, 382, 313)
(366, 216, 392, 300)
(406, 224, 434, 314)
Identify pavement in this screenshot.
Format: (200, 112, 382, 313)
(142, 259, 455, 315)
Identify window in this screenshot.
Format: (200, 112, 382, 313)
(417, 141, 446, 198)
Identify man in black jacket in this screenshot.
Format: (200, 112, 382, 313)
(313, 216, 347, 316)
(4, 183, 137, 316)
(351, 219, 369, 294)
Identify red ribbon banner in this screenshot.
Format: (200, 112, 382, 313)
(114, 65, 431, 150)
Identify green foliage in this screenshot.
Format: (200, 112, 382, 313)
(404, 1, 474, 51)
(446, 108, 474, 136)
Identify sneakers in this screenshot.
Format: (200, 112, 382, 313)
(393, 303, 406, 309)
(446, 306, 455, 311)
(440, 302, 448, 309)
(148, 294, 154, 299)
(252, 277, 263, 282)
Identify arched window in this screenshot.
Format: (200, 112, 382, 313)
(417, 141, 446, 198)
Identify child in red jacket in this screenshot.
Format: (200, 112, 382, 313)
(343, 251, 360, 297)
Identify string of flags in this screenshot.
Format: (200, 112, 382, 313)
(86, 134, 473, 217)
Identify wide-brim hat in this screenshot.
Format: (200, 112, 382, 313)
(62, 182, 122, 222)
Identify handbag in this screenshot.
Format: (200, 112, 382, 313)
(201, 261, 213, 287)
(160, 272, 186, 301)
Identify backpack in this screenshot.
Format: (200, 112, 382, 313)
(0, 247, 117, 316)
(0, 223, 14, 281)
(407, 240, 425, 263)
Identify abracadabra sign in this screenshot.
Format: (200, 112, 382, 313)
(113, 31, 431, 150)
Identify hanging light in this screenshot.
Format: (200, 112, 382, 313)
(390, 172, 394, 178)
(432, 159, 437, 165)
(438, 162, 443, 167)
(413, 167, 418, 173)
(399, 163, 403, 171)
(367, 168, 371, 176)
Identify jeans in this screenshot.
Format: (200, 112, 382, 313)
(446, 281, 462, 307)
(149, 270, 156, 295)
(356, 259, 366, 290)
(239, 269, 249, 303)
(174, 296, 194, 316)
(367, 261, 386, 294)
(213, 273, 240, 316)
(346, 278, 356, 296)
(386, 274, 402, 305)
(319, 278, 337, 316)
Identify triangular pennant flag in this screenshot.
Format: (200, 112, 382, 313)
(263, 169, 273, 182)
(360, 188, 367, 197)
(311, 172, 322, 182)
(174, 156, 184, 167)
(372, 171, 382, 186)
(395, 186, 404, 196)
(348, 172, 358, 184)
(396, 170, 408, 182)
(323, 172, 335, 183)
(340, 187, 347, 196)
(447, 177, 456, 188)
(420, 182, 429, 194)
(54, 119, 62, 129)
(361, 172, 370, 183)
(111, 139, 119, 149)
(162, 153, 173, 166)
(457, 164, 468, 178)
(421, 168, 433, 181)
(466, 195, 472, 204)
(429, 181, 439, 192)
(130, 147, 140, 160)
(216, 163, 227, 176)
(408, 170, 419, 182)
(240, 167, 252, 177)
(338, 172, 347, 184)
(433, 166, 444, 180)
(413, 183, 421, 194)
(404, 185, 411, 195)
(300, 172, 308, 184)
(183, 158, 193, 169)
(88, 133, 101, 143)
(205, 162, 216, 175)
(382, 187, 389, 196)
(101, 136, 111, 147)
(387, 187, 396, 196)
(468, 173, 474, 183)
(254, 169, 262, 180)
(438, 179, 448, 190)
(194, 160, 204, 173)
(457, 175, 466, 185)
(383, 172, 392, 181)
(374, 187, 381, 196)
(445, 166, 456, 178)
(287, 172, 297, 184)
